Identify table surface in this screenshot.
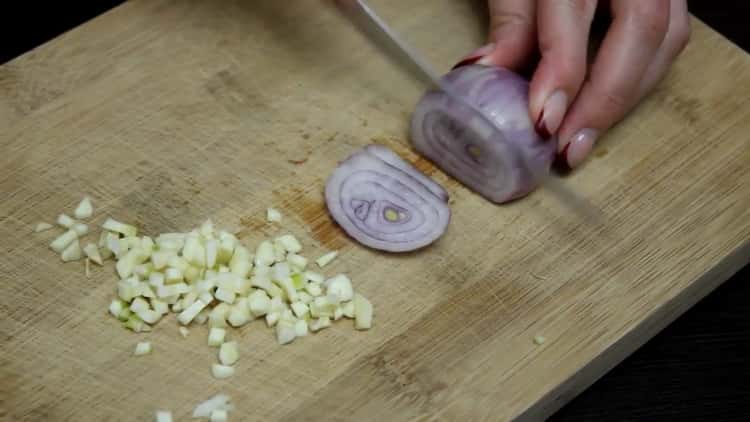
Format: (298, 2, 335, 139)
(0, 1, 748, 418)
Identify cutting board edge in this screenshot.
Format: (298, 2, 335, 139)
(514, 240, 750, 422)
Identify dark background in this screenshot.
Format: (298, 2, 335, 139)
(2, 2, 748, 421)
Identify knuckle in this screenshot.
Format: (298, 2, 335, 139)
(628, 0, 670, 44)
(565, 0, 597, 21)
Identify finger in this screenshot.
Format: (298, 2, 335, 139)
(452, 0, 536, 71)
(528, 0, 599, 139)
(635, 0, 691, 98)
(557, 0, 671, 169)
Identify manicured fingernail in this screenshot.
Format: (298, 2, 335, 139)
(565, 128, 598, 168)
(534, 90, 568, 140)
(452, 43, 494, 70)
(553, 142, 572, 173)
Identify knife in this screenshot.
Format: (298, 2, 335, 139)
(332, 0, 603, 222)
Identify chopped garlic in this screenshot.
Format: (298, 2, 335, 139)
(193, 394, 232, 418)
(136, 309, 162, 324)
(276, 321, 296, 345)
(177, 300, 208, 325)
(342, 301, 355, 318)
(248, 291, 271, 317)
(209, 303, 231, 328)
(210, 409, 228, 422)
(214, 288, 236, 304)
(266, 207, 282, 222)
(254, 241, 275, 267)
(130, 297, 150, 313)
(34, 222, 53, 232)
(211, 363, 235, 379)
(134, 342, 152, 356)
(61, 239, 83, 262)
(287, 253, 308, 271)
(315, 251, 338, 268)
(72, 222, 88, 236)
(294, 319, 308, 337)
(325, 274, 353, 301)
(227, 300, 251, 327)
(102, 218, 137, 237)
(309, 317, 331, 332)
(155, 410, 172, 422)
(291, 302, 309, 319)
(179, 327, 190, 338)
(219, 341, 239, 365)
(353, 294, 373, 330)
(50, 229, 78, 253)
(74, 196, 93, 219)
(305, 271, 324, 283)
(533, 335, 546, 345)
(83, 243, 103, 265)
(265, 312, 279, 328)
(305, 282, 323, 297)
(276, 234, 302, 253)
(208, 328, 226, 347)
(57, 213, 76, 228)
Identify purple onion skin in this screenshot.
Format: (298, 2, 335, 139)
(410, 64, 557, 203)
(324, 145, 451, 253)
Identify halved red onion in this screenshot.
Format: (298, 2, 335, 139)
(410, 64, 557, 203)
(324, 145, 451, 252)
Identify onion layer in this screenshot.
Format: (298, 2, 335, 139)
(410, 64, 557, 203)
(324, 145, 450, 252)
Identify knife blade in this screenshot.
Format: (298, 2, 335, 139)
(332, 0, 602, 222)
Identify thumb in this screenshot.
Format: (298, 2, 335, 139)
(453, 0, 537, 71)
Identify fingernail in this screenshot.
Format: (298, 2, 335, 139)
(534, 90, 568, 140)
(452, 43, 494, 70)
(564, 128, 598, 168)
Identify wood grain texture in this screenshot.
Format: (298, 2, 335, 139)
(1, 1, 749, 421)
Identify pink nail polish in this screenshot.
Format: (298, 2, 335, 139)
(537, 90, 567, 141)
(452, 43, 495, 69)
(565, 128, 598, 168)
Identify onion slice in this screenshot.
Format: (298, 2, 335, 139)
(410, 64, 556, 203)
(324, 145, 450, 252)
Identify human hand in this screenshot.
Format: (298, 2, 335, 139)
(454, 0, 691, 170)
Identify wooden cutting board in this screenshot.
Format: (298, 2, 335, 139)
(1, 1, 749, 421)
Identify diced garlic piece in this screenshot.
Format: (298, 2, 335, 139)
(229, 245, 252, 277)
(273, 241, 286, 263)
(251, 274, 282, 298)
(72, 222, 88, 236)
(265, 312, 279, 327)
(183, 265, 202, 283)
(325, 274, 353, 302)
(149, 272, 165, 287)
(206, 305, 228, 329)
(287, 254, 308, 271)
(82, 243, 103, 265)
(179, 327, 190, 338)
(139, 283, 156, 298)
(227, 300, 251, 327)
(294, 319, 308, 337)
(342, 301, 355, 318)
(195, 309, 210, 325)
(136, 309, 162, 324)
(134, 341, 152, 356)
(34, 222, 53, 232)
(102, 218, 137, 237)
(333, 306, 344, 321)
(192, 394, 232, 419)
(219, 341, 239, 365)
(276, 234, 302, 253)
(205, 239, 218, 269)
(57, 213, 76, 228)
(155, 410, 173, 422)
(291, 302, 309, 319)
(151, 298, 169, 315)
(208, 327, 226, 347)
(266, 207, 281, 222)
(182, 235, 205, 268)
(74, 196, 93, 219)
(211, 364, 235, 380)
(276, 321, 296, 345)
(199, 291, 214, 305)
(274, 276, 298, 303)
(200, 219, 214, 238)
(129, 297, 150, 313)
(61, 239, 83, 262)
(50, 229, 78, 253)
(273, 262, 290, 281)
(309, 317, 331, 332)
(164, 267, 183, 284)
(254, 241, 275, 267)
(353, 294, 373, 330)
(177, 300, 208, 325)
(297, 291, 313, 304)
(315, 251, 338, 268)
(124, 315, 151, 332)
(135, 263, 154, 279)
(305, 271, 324, 283)
(248, 290, 271, 317)
(210, 409, 228, 422)
(214, 288, 236, 304)
(109, 299, 129, 321)
(305, 282, 323, 297)
(151, 250, 175, 270)
(99, 231, 116, 260)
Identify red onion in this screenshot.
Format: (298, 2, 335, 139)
(324, 145, 451, 252)
(410, 64, 557, 203)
